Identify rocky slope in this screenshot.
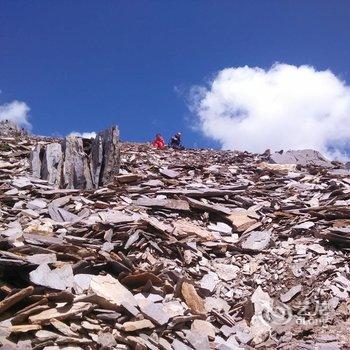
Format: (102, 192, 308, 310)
(0, 131, 350, 349)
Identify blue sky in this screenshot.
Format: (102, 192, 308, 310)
(1, 1, 350, 149)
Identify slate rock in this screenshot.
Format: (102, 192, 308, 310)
(97, 125, 120, 186)
(30, 144, 42, 178)
(121, 319, 155, 332)
(29, 302, 92, 325)
(241, 231, 271, 251)
(159, 168, 179, 179)
(139, 301, 170, 326)
(62, 136, 90, 189)
(172, 339, 192, 350)
(191, 319, 216, 339)
(186, 330, 210, 350)
(269, 149, 332, 167)
(227, 210, 257, 232)
(27, 254, 57, 265)
(89, 274, 137, 309)
(181, 282, 205, 314)
(27, 199, 47, 210)
(41, 143, 63, 187)
(12, 177, 32, 189)
(29, 263, 74, 291)
(280, 284, 302, 303)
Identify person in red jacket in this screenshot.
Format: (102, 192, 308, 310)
(151, 133, 165, 149)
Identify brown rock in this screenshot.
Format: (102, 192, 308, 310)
(181, 282, 205, 314)
(227, 209, 257, 232)
(0, 286, 34, 314)
(121, 319, 155, 332)
(29, 302, 92, 324)
(174, 220, 213, 241)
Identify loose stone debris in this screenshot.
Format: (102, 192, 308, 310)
(0, 131, 350, 349)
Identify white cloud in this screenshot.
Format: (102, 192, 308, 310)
(0, 100, 31, 128)
(190, 63, 350, 160)
(69, 131, 96, 139)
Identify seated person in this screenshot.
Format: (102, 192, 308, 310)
(169, 132, 184, 149)
(151, 133, 165, 149)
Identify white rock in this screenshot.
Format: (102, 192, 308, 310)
(90, 274, 137, 309)
(29, 263, 73, 291)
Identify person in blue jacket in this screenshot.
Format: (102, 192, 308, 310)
(169, 132, 184, 149)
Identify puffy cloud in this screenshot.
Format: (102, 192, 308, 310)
(190, 63, 350, 160)
(68, 131, 96, 139)
(0, 100, 31, 128)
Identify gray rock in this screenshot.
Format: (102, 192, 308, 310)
(159, 337, 172, 350)
(215, 336, 241, 350)
(204, 297, 230, 313)
(97, 331, 117, 348)
(73, 274, 94, 294)
(102, 242, 114, 252)
(62, 136, 88, 189)
(241, 231, 271, 251)
(48, 205, 80, 222)
(21, 209, 39, 218)
(220, 325, 235, 338)
(29, 263, 73, 290)
(140, 301, 170, 326)
(98, 125, 120, 186)
(235, 330, 253, 344)
(293, 221, 315, 230)
(162, 300, 185, 318)
(27, 199, 47, 210)
(172, 339, 192, 350)
(30, 144, 42, 178)
(12, 177, 32, 189)
(4, 188, 19, 196)
(90, 133, 103, 187)
(186, 330, 210, 350)
(214, 263, 240, 281)
(160, 167, 179, 179)
(207, 222, 232, 234)
(269, 149, 332, 167)
(142, 179, 164, 187)
(27, 254, 57, 265)
(42, 143, 63, 186)
(280, 284, 302, 303)
(98, 210, 134, 224)
(0, 221, 23, 241)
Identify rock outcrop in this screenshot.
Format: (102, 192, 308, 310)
(30, 126, 120, 189)
(0, 120, 28, 137)
(269, 149, 333, 167)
